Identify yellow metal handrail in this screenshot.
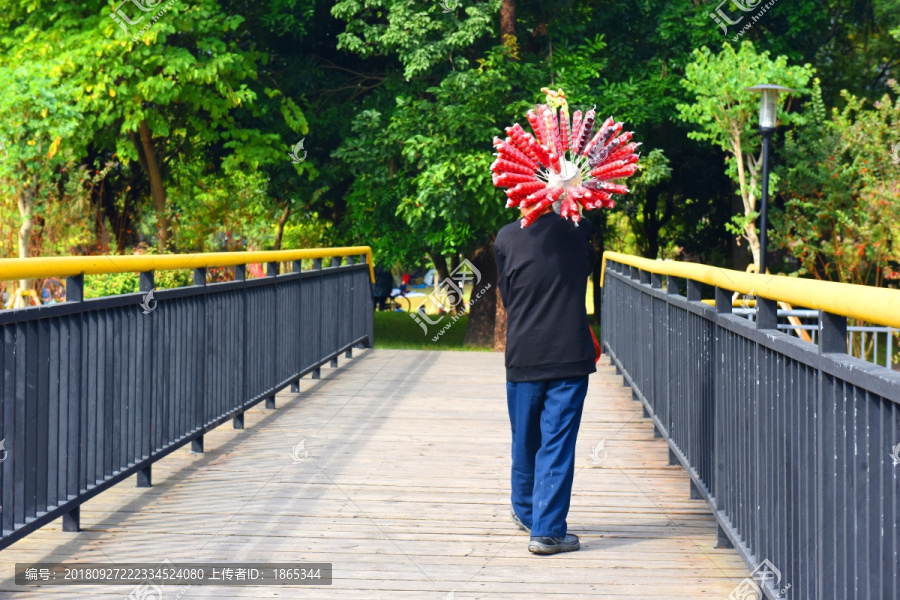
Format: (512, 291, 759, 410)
(0, 247, 375, 283)
(600, 251, 900, 329)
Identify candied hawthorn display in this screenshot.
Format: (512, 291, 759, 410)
(491, 87, 641, 227)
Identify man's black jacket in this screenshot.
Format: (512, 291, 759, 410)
(493, 211, 598, 383)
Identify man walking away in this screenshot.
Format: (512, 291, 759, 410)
(493, 202, 597, 555)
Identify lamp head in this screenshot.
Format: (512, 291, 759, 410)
(745, 84, 794, 130)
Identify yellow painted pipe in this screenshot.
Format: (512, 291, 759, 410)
(0, 247, 375, 283)
(600, 251, 900, 329)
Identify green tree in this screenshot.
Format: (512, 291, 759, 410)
(677, 42, 814, 268)
(0, 62, 85, 301)
(770, 78, 900, 287)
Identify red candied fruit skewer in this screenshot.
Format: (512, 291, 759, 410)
(570, 110, 582, 154)
(607, 141, 642, 163)
(520, 187, 564, 228)
(493, 172, 538, 188)
(526, 110, 547, 147)
(575, 109, 596, 155)
(591, 131, 633, 167)
(506, 125, 542, 164)
(491, 158, 534, 177)
(594, 164, 638, 180)
(493, 138, 537, 170)
(584, 119, 619, 158)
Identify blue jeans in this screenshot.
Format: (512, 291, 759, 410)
(507, 376, 588, 537)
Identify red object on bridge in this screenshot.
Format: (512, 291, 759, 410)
(491, 87, 641, 228)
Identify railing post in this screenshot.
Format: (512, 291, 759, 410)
(343, 256, 355, 358)
(715, 286, 732, 314)
(819, 311, 847, 354)
(816, 310, 846, 599)
(235, 264, 248, 426)
(668, 447, 679, 466)
(265, 262, 278, 409)
(640, 269, 651, 285)
(716, 524, 734, 549)
(291, 259, 303, 393)
(62, 506, 80, 533)
(137, 466, 152, 488)
(193, 268, 207, 450)
(650, 273, 662, 289)
(687, 279, 701, 302)
(64, 274, 84, 526)
(361, 254, 373, 349)
(665, 275, 680, 446)
(666, 275, 680, 296)
(311, 258, 322, 380)
(137, 271, 154, 485)
(65, 274, 84, 302)
(757, 297, 778, 330)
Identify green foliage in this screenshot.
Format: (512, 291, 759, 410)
(0, 0, 898, 301)
(770, 78, 900, 286)
(676, 42, 814, 263)
(331, 0, 501, 79)
(84, 269, 192, 299)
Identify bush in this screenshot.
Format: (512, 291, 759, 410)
(84, 269, 192, 299)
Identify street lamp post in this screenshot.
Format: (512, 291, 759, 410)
(745, 84, 793, 275)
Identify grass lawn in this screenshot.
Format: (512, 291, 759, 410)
(373, 309, 601, 352)
(373, 310, 493, 351)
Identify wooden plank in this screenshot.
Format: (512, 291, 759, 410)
(0, 349, 749, 598)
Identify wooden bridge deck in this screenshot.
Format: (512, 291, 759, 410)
(0, 349, 748, 599)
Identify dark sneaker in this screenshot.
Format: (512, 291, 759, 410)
(510, 506, 530, 533)
(528, 534, 580, 555)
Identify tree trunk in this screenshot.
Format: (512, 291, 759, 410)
(493, 292, 507, 352)
(273, 203, 291, 250)
(500, 0, 516, 49)
(732, 137, 761, 268)
(428, 252, 450, 291)
(462, 238, 498, 347)
(138, 119, 171, 250)
(16, 185, 35, 303)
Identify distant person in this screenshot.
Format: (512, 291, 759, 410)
(372, 264, 393, 311)
(493, 202, 597, 555)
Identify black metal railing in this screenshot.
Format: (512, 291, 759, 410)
(602, 257, 900, 600)
(0, 253, 373, 550)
